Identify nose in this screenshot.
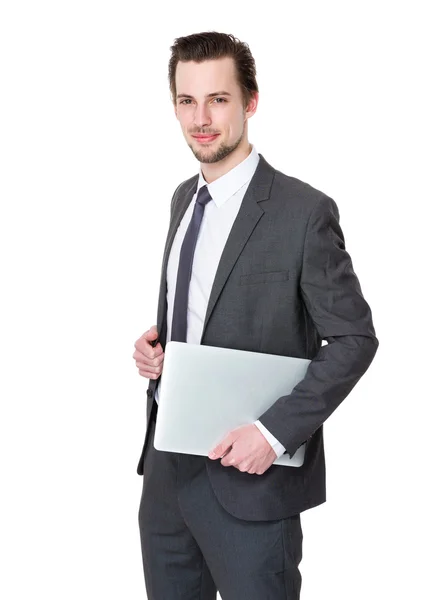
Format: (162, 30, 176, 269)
(193, 103, 212, 129)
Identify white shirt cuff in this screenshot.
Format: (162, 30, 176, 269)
(254, 419, 286, 458)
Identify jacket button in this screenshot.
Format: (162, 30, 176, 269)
(147, 389, 153, 398)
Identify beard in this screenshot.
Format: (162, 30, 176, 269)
(188, 128, 245, 164)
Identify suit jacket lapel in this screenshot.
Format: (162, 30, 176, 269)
(156, 153, 274, 349)
(200, 180, 271, 342)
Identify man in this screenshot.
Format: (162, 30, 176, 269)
(133, 31, 378, 599)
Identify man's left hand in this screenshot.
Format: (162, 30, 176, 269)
(208, 424, 277, 475)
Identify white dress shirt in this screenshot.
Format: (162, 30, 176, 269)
(154, 143, 286, 459)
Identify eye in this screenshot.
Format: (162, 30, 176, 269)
(179, 98, 227, 105)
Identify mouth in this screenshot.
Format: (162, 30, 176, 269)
(192, 134, 220, 144)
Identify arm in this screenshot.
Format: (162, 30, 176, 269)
(257, 194, 379, 458)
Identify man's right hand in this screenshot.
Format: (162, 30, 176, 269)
(133, 325, 164, 380)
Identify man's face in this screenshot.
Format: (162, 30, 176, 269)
(174, 57, 257, 164)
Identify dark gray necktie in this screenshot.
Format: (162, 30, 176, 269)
(170, 184, 213, 342)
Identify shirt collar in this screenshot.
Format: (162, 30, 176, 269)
(196, 144, 260, 208)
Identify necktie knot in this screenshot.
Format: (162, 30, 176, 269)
(196, 185, 213, 207)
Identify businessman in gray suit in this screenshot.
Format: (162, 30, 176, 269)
(133, 31, 378, 599)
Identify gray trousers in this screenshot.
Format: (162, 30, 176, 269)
(138, 407, 303, 599)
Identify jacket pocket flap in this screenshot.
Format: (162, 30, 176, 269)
(240, 269, 289, 285)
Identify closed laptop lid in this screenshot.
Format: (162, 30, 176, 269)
(153, 341, 311, 467)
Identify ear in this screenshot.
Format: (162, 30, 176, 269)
(245, 91, 259, 121)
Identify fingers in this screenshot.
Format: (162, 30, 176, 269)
(134, 350, 164, 371)
(134, 356, 164, 379)
(138, 368, 161, 379)
(133, 343, 164, 361)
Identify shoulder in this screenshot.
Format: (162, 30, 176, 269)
(271, 166, 339, 221)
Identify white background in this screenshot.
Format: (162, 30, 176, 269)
(0, 1, 437, 598)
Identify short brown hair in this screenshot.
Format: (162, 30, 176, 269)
(168, 31, 258, 110)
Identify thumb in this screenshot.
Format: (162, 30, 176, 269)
(209, 434, 233, 458)
(144, 325, 159, 342)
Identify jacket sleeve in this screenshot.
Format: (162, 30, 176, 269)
(257, 194, 379, 458)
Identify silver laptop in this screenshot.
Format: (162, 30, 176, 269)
(153, 341, 311, 467)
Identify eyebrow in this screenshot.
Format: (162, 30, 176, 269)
(176, 91, 232, 100)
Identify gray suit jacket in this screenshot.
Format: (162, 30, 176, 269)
(136, 153, 379, 521)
